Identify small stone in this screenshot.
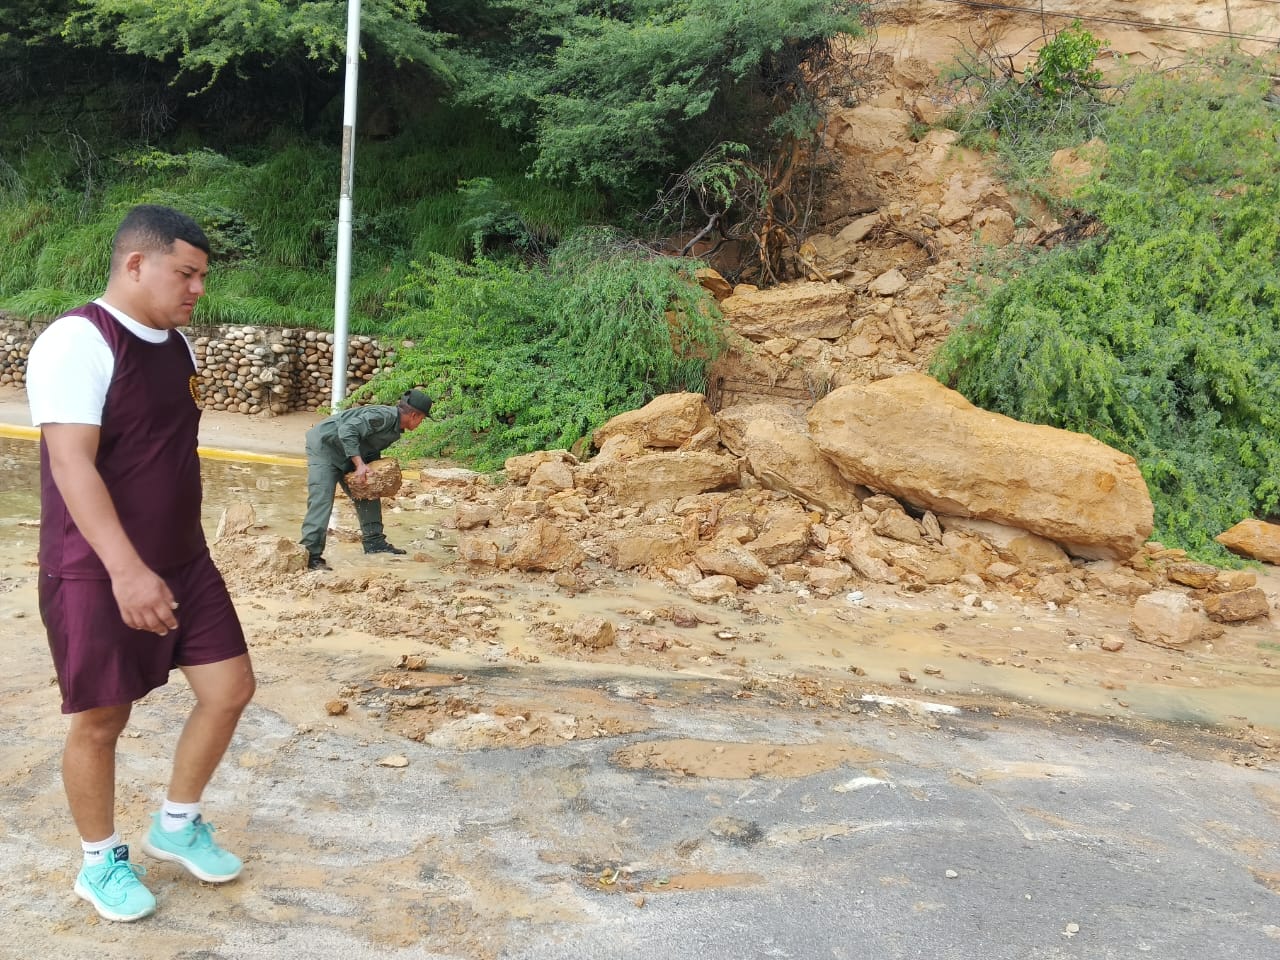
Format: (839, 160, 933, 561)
(324, 699, 349, 716)
(945, 869, 959, 879)
(377, 754, 409, 768)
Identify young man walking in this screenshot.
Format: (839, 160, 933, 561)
(27, 204, 256, 922)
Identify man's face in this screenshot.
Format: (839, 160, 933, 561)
(400, 408, 427, 432)
(130, 239, 209, 330)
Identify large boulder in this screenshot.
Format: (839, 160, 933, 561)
(592, 393, 715, 451)
(716, 403, 862, 515)
(503, 518, 583, 572)
(1216, 519, 1280, 564)
(693, 539, 771, 587)
(577, 450, 740, 504)
(695, 268, 733, 301)
(939, 517, 1071, 572)
(719, 281, 853, 342)
(743, 502, 814, 566)
(1129, 590, 1217, 649)
(808, 373, 1153, 559)
(1203, 588, 1270, 624)
(600, 524, 690, 571)
(505, 449, 577, 484)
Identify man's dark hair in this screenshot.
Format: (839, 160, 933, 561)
(112, 204, 211, 269)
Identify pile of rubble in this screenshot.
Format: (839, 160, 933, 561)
(385, 387, 1272, 651)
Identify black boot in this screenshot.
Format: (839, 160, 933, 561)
(307, 554, 331, 570)
(364, 541, 407, 556)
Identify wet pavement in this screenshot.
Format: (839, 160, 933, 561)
(1, 642, 1278, 960)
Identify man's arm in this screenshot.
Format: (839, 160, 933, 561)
(42, 423, 179, 636)
(336, 408, 396, 482)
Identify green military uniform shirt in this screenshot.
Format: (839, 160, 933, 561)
(307, 405, 404, 468)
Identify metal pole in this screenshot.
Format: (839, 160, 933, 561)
(331, 0, 362, 410)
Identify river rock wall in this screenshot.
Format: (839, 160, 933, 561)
(0, 314, 394, 413)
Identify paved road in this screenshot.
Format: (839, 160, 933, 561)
(0, 384, 316, 459)
(1, 651, 1277, 960)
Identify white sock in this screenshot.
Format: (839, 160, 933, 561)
(161, 800, 202, 833)
(82, 833, 121, 864)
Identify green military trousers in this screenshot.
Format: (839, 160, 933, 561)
(300, 456, 387, 558)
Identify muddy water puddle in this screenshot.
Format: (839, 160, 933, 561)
(0, 437, 309, 539)
(380, 569, 1280, 733)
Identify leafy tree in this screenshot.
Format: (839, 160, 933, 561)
(61, 0, 450, 89)
(450, 0, 863, 198)
(0, 1, 74, 53)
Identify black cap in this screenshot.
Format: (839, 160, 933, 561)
(402, 389, 433, 416)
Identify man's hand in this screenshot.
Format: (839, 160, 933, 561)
(351, 457, 371, 484)
(111, 564, 179, 635)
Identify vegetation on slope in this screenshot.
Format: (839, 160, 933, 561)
(933, 42, 1280, 561)
(361, 231, 727, 468)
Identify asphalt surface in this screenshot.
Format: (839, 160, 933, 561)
(1, 657, 1278, 960)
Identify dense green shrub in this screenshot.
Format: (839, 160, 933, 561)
(932, 59, 1280, 560)
(353, 229, 728, 468)
(451, 0, 864, 198)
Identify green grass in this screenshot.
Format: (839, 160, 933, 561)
(0, 106, 607, 329)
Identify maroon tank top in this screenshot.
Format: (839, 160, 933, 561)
(39, 302, 206, 578)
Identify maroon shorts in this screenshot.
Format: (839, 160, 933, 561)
(39, 550, 248, 714)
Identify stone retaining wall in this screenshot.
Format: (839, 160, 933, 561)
(0, 314, 395, 413)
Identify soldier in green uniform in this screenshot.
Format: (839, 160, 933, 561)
(301, 389, 432, 570)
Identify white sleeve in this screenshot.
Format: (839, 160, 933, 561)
(26, 316, 114, 427)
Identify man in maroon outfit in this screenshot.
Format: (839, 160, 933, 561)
(27, 205, 256, 922)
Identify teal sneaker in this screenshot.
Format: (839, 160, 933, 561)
(73, 844, 156, 922)
(142, 814, 242, 883)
